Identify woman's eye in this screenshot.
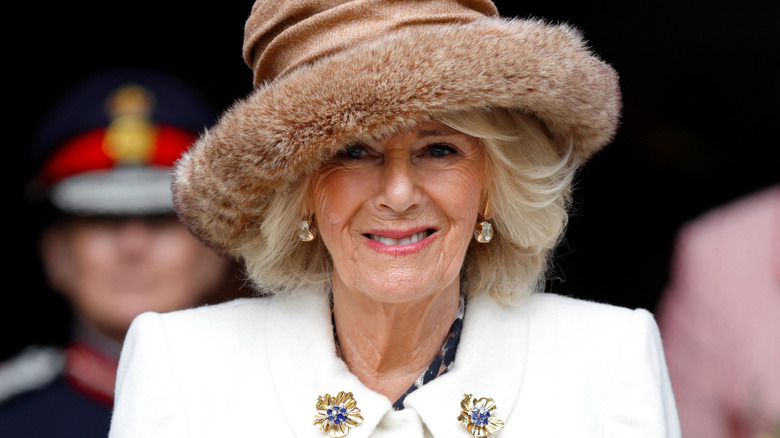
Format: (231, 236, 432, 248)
(425, 144, 457, 158)
(337, 145, 368, 159)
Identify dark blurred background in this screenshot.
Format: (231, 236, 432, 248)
(5, 1, 778, 360)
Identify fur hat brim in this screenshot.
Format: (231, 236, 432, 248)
(173, 17, 621, 255)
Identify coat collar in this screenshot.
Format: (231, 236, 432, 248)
(264, 290, 528, 437)
(404, 293, 528, 436)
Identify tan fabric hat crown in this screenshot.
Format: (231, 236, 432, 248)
(173, 0, 621, 255)
(244, 0, 499, 86)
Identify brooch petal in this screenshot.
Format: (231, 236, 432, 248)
(458, 394, 505, 437)
(314, 391, 364, 437)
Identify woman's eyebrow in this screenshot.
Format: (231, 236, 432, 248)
(416, 126, 460, 138)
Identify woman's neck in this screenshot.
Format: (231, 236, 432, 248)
(331, 276, 461, 403)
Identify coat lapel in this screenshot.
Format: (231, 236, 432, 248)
(404, 293, 529, 436)
(265, 291, 529, 437)
(264, 290, 393, 437)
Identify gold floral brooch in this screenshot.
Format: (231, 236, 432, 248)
(458, 394, 505, 436)
(314, 391, 364, 437)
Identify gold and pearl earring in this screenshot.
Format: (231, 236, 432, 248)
(474, 199, 494, 243)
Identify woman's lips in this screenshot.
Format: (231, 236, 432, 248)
(362, 228, 437, 254)
(367, 229, 431, 246)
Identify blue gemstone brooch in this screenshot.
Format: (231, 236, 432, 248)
(458, 394, 505, 436)
(314, 391, 364, 437)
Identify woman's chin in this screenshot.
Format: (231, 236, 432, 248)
(331, 239, 464, 305)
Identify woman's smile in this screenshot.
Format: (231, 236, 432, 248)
(363, 227, 438, 255)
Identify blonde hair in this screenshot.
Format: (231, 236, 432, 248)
(438, 109, 577, 303)
(237, 108, 578, 303)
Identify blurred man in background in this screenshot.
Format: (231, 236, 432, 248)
(0, 69, 239, 437)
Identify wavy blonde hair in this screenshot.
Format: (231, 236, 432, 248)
(237, 108, 577, 303)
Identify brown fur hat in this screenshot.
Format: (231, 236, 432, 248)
(173, 0, 621, 255)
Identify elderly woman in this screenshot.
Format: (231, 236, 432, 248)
(109, 1, 680, 437)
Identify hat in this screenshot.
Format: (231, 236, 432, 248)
(173, 0, 621, 254)
(29, 68, 215, 216)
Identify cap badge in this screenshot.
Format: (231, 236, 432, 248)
(102, 84, 156, 165)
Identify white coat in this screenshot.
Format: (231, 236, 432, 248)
(109, 291, 681, 437)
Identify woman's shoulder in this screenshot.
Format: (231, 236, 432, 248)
(469, 292, 660, 358)
(127, 297, 273, 343)
(119, 298, 278, 382)
(526, 294, 661, 359)
(162, 296, 271, 321)
(525, 292, 648, 318)
(495, 296, 678, 435)
(521, 292, 660, 349)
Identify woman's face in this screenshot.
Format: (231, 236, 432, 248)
(310, 120, 485, 304)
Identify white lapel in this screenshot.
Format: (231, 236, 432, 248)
(265, 291, 529, 437)
(264, 290, 393, 437)
(404, 293, 529, 436)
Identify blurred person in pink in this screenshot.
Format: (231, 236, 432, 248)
(658, 184, 780, 438)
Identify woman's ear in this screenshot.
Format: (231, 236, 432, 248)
(39, 225, 75, 295)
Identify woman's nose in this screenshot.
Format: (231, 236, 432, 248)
(374, 156, 421, 213)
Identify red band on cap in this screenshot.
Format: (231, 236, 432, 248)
(41, 125, 197, 184)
